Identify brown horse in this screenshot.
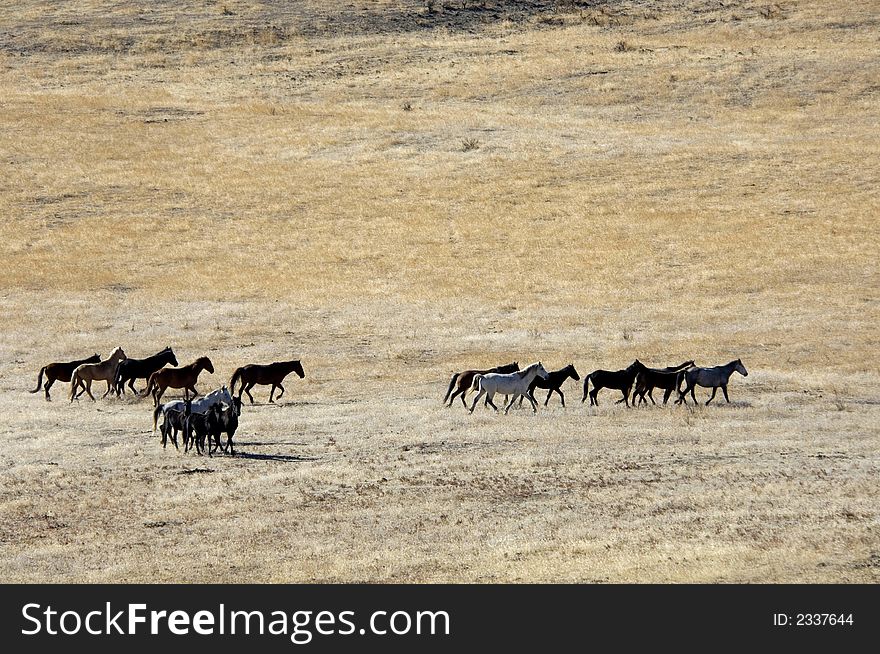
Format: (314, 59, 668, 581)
(443, 362, 519, 408)
(30, 353, 101, 401)
(69, 347, 127, 402)
(142, 356, 214, 407)
(229, 359, 305, 403)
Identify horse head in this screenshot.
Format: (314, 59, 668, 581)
(536, 362, 549, 379)
(198, 356, 215, 374)
(293, 360, 305, 378)
(109, 346, 126, 361)
(567, 364, 580, 381)
(89, 354, 102, 363)
(735, 359, 748, 376)
(169, 349, 179, 367)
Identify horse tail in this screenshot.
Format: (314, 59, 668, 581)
(29, 366, 46, 393)
(141, 373, 156, 398)
(153, 404, 163, 432)
(470, 374, 483, 393)
(229, 367, 243, 395)
(442, 372, 460, 404)
(69, 369, 80, 401)
(582, 373, 592, 402)
(112, 361, 125, 393)
(675, 370, 687, 394)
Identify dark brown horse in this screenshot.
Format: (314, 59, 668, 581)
(518, 364, 580, 408)
(113, 346, 177, 396)
(142, 356, 214, 407)
(581, 360, 642, 407)
(443, 362, 519, 408)
(632, 360, 695, 406)
(229, 359, 304, 403)
(29, 353, 100, 401)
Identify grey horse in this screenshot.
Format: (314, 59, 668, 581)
(676, 359, 748, 405)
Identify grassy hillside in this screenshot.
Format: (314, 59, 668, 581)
(0, 0, 877, 581)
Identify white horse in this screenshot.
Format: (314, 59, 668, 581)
(469, 362, 549, 414)
(152, 385, 234, 431)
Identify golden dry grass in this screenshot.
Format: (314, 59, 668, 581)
(0, 0, 877, 582)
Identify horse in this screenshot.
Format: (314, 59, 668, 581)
(209, 398, 241, 456)
(69, 347, 127, 402)
(142, 356, 214, 407)
(184, 403, 222, 456)
(676, 359, 748, 405)
(30, 353, 101, 401)
(160, 397, 191, 450)
(518, 364, 580, 408)
(443, 362, 520, 408)
(229, 359, 304, 404)
(468, 362, 550, 414)
(113, 346, 177, 396)
(581, 360, 642, 407)
(632, 360, 695, 406)
(153, 385, 234, 431)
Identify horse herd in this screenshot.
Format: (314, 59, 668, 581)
(444, 359, 749, 413)
(29, 346, 306, 456)
(28, 347, 749, 455)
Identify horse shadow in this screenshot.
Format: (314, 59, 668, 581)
(234, 452, 317, 463)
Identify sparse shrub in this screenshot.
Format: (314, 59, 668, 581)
(221, 4, 234, 16)
(424, 0, 437, 15)
(402, 102, 413, 112)
(614, 40, 635, 53)
(622, 328, 633, 341)
(461, 137, 479, 152)
(759, 4, 784, 19)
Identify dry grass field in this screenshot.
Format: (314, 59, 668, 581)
(0, 0, 877, 582)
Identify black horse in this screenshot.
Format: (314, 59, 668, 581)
(632, 360, 695, 406)
(114, 346, 178, 396)
(160, 396, 191, 450)
(209, 398, 242, 456)
(518, 364, 580, 407)
(184, 403, 222, 456)
(30, 353, 101, 401)
(581, 360, 642, 407)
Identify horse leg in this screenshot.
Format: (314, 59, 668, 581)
(722, 385, 730, 403)
(244, 383, 256, 404)
(557, 388, 565, 407)
(189, 386, 200, 397)
(459, 389, 471, 408)
(623, 386, 631, 407)
(485, 393, 499, 412)
(275, 384, 285, 400)
(468, 389, 486, 413)
(268, 385, 276, 403)
(101, 379, 113, 398)
(503, 394, 518, 414)
(647, 388, 657, 405)
(706, 387, 718, 405)
(590, 388, 599, 406)
(447, 387, 462, 407)
(85, 380, 97, 402)
(663, 387, 673, 405)
(690, 383, 697, 405)
(44, 378, 54, 401)
(128, 379, 138, 395)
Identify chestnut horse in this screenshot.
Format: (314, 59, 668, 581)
(229, 359, 304, 403)
(142, 356, 214, 407)
(443, 362, 520, 408)
(30, 353, 101, 401)
(69, 347, 127, 402)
